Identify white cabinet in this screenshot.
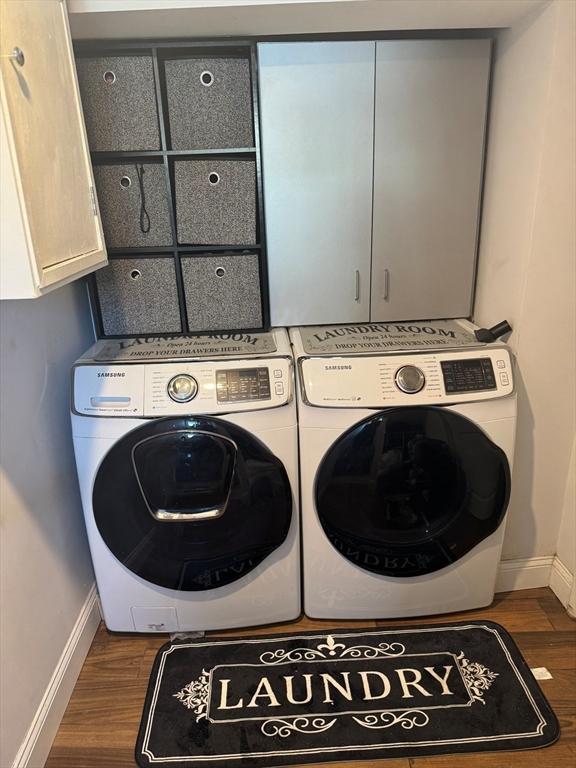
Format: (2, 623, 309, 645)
(258, 39, 491, 326)
(0, 0, 107, 300)
(258, 42, 374, 326)
(371, 40, 490, 322)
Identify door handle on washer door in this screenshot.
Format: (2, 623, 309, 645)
(354, 270, 360, 302)
(131, 429, 236, 524)
(152, 506, 226, 522)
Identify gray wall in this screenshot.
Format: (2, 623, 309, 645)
(0, 281, 95, 767)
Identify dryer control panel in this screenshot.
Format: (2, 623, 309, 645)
(73, 357, 292, 417)
(299, 347, 513, 408)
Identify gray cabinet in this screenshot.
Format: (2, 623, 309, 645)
(258, 39, 491, 326)
(258, 42, 375, 326)
(371, 40, 491, 322)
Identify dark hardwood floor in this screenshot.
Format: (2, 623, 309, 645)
(45, 587, 576, 767)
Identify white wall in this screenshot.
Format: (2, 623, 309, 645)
(475, 0, 576, 562)
(0, 282, 96, 768)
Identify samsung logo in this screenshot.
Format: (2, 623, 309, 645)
(97, 372, 125, 378)
(324, 365, 352, 371)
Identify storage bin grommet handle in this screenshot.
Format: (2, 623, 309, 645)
(208, 172, 220, 186)
(120, 175, 132, 189)
(200, 70, 214, 87)
(103, 70, 116, 85)
(215, 267, 226, 278)
(130, 269, 142, 281)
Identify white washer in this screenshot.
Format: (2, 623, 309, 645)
(71, 329, 300, 632)
(290, 320, 517, 619)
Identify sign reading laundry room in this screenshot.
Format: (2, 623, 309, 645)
(86, 331, 278, 363)
(300, 319, 479, 355)
(136, 623, 559, 767)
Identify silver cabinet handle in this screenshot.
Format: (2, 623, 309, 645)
(355, 270, 360, 302)
(2, 47, 25, 67)
(383, 268, 390, 301)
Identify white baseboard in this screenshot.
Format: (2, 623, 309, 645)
(549, 556, 574, 607)
(495, 556, 555, 593)
(11, 584, 101, 768)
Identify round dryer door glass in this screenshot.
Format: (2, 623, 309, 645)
(92, 416, 292, 591)
(315, 406, 511, 577)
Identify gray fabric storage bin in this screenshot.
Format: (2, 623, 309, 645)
(93, 164, 173, 249)
(96, 258, 181, 336)
(164, 57, 254, 149)
(94, 162, 173, 248)
(76, 55, 160, 151)
(174, 159, 256, 245)
(181, 254, 262, 331)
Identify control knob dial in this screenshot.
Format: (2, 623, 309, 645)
(167, 374, 198, 403)
(395, 365, 425, 394)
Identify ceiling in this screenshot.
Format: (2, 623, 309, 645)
(68, 0, 549, 40)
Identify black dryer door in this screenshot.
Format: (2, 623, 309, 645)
(92, 416, 292, 590)
(315, 406, 510, 577)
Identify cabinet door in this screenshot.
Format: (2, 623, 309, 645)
(0, 0, 106, 298)
(371, 40, 491, 322)
(258, 42, 374, 326)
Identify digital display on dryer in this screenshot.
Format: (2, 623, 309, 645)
(216, 368, 271, 402)
(441, 358, 497, 393)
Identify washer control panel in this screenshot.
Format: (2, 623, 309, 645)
(73, 358, 291, 416)
(300, 347, 513, 408)
(440, 358, 496, 393)
(216, 367, 271, 403)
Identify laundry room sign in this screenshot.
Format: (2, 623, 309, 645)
(300, 319, 479, 355)
(84, 331, 277, 362)
(136, 624, 558, 767)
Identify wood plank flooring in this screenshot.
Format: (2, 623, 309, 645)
(46, 588, 576, 768)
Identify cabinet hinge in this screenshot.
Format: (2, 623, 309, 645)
(89, 186, 98, 216)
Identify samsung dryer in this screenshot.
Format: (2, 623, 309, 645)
(71, 329, 300, 632)
(290, 320, 517, 619)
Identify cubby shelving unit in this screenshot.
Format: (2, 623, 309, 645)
(74, 39, 270, 339)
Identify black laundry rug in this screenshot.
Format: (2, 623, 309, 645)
(135, 621, 559, 767)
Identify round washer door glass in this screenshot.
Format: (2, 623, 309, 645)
(92, 416, 292, 591)
(315, 406, 510, 577)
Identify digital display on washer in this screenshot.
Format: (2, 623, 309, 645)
(216, 368, 271, 402)
(441, 358, 497, 393)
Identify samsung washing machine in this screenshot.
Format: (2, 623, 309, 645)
(290, 320, 517, 619)
(71, 329, 300, 632)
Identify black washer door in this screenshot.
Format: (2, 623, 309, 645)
(315, 406, 510, 577)
(93, 416, 292, 591)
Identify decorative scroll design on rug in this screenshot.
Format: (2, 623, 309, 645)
(261, 717, 337, 738)
(353, 710, 430, 730)
(259, 634, 406, 665)
(457, 652, 499, 704)
(174, 669, 210, 721)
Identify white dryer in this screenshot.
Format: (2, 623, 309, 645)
(71, 329, 300, 632)
(290, 320, 517, 619)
